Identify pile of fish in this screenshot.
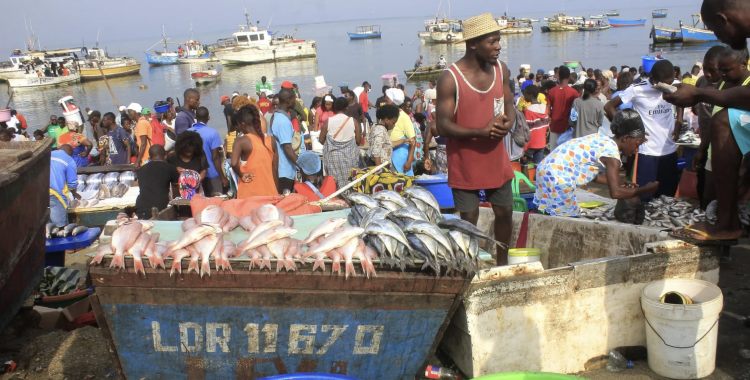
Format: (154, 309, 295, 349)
(642, 196, 706, 228)
(46, 223, 89, 239)
(74, 172, 135, 208)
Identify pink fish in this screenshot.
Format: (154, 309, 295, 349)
(251, 209, 263, 226)
(305, 226, 364, 258)
(237, 220, 283, 252)
(200, 205, 224, 224)
(303, 217, 347, 244)
(169, 249, 190, 276)
(312, 252, 327, 272)
(277, 208, 288, 223)
(223, 216, 239, 234)
(143, 232, 165, 269)
(182, 218, 197, 231)
(327, 247, 343, 275)
(186, 245, 201, 274)
(256, 204, 280, 222)
(267, 238, 291, 272)
(166, 224, 222, 256)
(194, 210, 202, 224)
(192, 234, 220, 278)
(239, 216, 256, 231)
(285, 216, 294, 227)
(218, 211, 230, 229)
(127, 231, 152, 275)
(242, 226, 297, 251)
(217, 243, 235, 272)
(257, 245, 273, 270)
(247, 248, 262, 269)
(111, 222, 145, 269)
(355, 238, 377, 278)
(90, 244, 113, 265)
(337, 237, 361, 279)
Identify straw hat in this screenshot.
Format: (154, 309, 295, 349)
(460, 13, 501, 42)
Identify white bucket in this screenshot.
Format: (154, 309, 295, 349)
(641, 279, 723, 379)
(507, 248, 541, 265)
(63, 110, 83, 127)
(310, 131, 323, 152)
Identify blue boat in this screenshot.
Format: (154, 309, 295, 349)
(608, 18, 646, 27)
(145, 52, 178, 66)
(652, 9, 668, 18)
(348, 25, 381, 40)
(651, 25, 683, 44)
(680, 15, 718, 43)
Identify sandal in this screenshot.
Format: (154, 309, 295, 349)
(669, 224, 739, 246)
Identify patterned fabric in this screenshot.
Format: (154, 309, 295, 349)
(350, 166, 415, 195)
(57, 132, 86, 148)
(323, 134, 363, 189)
(411, 116, 424, 162)
(534, 133, 621, 216)
(431, 144, 448, 175)
(178, 170, 204, 200)
(366, 124, 394, 170)
(98, 136, 112, 166)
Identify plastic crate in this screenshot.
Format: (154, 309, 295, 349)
(414, 174, 454, 208)
(521, 192, 536, 210)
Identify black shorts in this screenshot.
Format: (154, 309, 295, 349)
(451, 180, 513, 213)
(277, 177, 295, 194)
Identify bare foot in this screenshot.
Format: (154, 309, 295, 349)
(672, 221, 744, 241)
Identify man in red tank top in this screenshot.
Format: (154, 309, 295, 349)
(435, 13, 516, 265)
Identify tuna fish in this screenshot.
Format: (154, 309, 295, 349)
(360, 207, 391, 230)
(364, 219, 411, 249)
(372, 190, 409, 208)
(438, 218, 507, 250)
(347, 193, 380, 210)
(404, 186, 442, 215)
(71, 226, 89, 236)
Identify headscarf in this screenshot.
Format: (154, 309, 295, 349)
(424, 89, 437, 102)
(412, 90, 424, 101)
(386, 88, 404, 106)
(610, 108, 646, 139)
(324, 95, 335, 104)
(297, 151, 322, 175)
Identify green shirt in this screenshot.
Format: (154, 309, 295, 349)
(256, 81, 272, 94)
(47, 125, 69, 148)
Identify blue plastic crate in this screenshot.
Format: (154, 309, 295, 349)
(677, 158, 686, 170)
(414, 174, 454, 208)
(520, 192, 536, 210)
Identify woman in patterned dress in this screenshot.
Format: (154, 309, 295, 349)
(534, 109, 659, 216)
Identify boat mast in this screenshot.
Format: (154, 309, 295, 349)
(162, 25, 168, 52)
(434, 0, 443, 20)
(244, 2, 251, 28)
(266, 14, 274, 30)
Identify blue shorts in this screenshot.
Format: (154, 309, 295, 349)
(634, 152, 679, 202)
(728, 108, 750, 155)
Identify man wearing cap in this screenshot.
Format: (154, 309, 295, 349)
(128, 103, 153, 167)
(293, 151, 337, 200)
(221, 95, 234, 131)
(116, 105, 127, 126)
(256, 76, 272, 97)
(175, 89, 200, 135)
(435, 12, 515, 266)
(339, 82, 350, 98)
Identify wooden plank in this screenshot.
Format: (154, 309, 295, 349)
(153, 205, 176, 221)
(0, 223, 46, 331)
(89, 266, 466, 294)
(0, 149, 33, 163)
(96, 286, 457, 309)
(76, 164, 135, 174)
(89, 294, 125, 378)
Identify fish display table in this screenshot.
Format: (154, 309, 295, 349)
(45, 227, 101, 266)
(88, 212, 475, 380)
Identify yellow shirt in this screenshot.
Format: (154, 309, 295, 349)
(389, 110, 416, 141)
(225, 131, 237, 154)
(517, 93, 547, 112)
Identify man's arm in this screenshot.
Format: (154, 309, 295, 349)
(435, 68, 507, 139)
(136, 136, 148, 167)
(211, 147, 228, 187)
(673, 107, 684, 142)
(664, 84, 750, 111)
(121, 132, 131, 161)
(66, 158, 80, 199)
(501, 62, 516, 131)
(271, 137, 280, 190)
(604, 96, 623, 121)
(281, 144, 299, 169)
(81, 138, 93, 157)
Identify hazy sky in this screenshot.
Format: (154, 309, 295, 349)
(1, 0, 701, 54)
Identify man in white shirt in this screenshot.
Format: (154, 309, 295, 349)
(604, 60, 681, 201)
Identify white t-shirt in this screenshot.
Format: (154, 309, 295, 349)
(619, 81, 677, 156)
(7, 116, 20, 130)
(326, 113, 356, 142)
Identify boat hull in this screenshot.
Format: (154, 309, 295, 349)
(8, 73, 80, 88)
(500, 27, 532, 34)
(579, 26, 610, 31)
(176, 56, 219, 64)
(348, 32, 382, 40)
(681, 26, 718, 42)
(0, 69, 27, 82)
(192, 73, 221, 85)
(146, 53, 178, 66)
(404, 68, 443, 78)
(214, 41, 317, 65)
(608, 18, 646, 27)
(547, 22, 579, 31)
(652, 25, 683, 43)
(652, 13, 667, 18)
(590, 15, 606, 19)
(420, 31, 463, 43)
(79, 62, 142, 80)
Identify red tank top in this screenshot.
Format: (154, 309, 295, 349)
(445, 62, 514, 190)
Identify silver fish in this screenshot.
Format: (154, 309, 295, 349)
(372, 190, 409, 207)
(347, 193, 380, 210)
(63, 223, 79, 237)
(403, 220, 452, 255)
(46, 223, 56, 239)
(438, 218, 506, 249)
(360, 207, 391, 230)
(404, 186, 441, 214)
(71, 226, 89, 236)
(364, 219, 411, 248)
(378, 200, 401, 212)
(406, 234, 440, 275)
(392, 206, 429, 223)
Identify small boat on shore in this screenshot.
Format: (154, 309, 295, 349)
(680, 14, 718, 43)
(191, 67, 221, 85)
(606, 10, 620, 16)
(404, 65, 443, 79)
(608, 18, 647, 27)
(348, 25, 381, 40)
(651, 25, 683, 43)
(652, 9, 668, 18)
(8, 72, 80, 89)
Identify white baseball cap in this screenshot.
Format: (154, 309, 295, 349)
(118, 106, 127, 111)
(127, 103, 142, 113)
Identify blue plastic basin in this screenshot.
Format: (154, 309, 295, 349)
(414, 174, 454, 208)
(642, 55, 664, 73)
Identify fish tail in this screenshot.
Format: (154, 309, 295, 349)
(110, 252, 125, 269)
(365, 260, 377, 278)
(261, 258, 271, 271)
(275, 259, 284, 273)
(313, 258, 326, 272)
(170, 258, 182, 276)
(345, 261, 355, 279)
(150, 255, 166, 270)
(251, 257, 261, 270)
(91, 251, 106, 265)
(285, 259, 297, 272)
(201, 261, 211, 278)
(188, 258, 200, 274)
(224, 259, 233, 273)
(332, 260, 341, 275)
(134, 257, 146, 276)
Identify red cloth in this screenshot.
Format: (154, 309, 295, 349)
(359, 91, 369, 112)
(445, 64, 514, 190)
(257, 98, 272, 115)
(523, 105, 550, 150)
(189, 193, 321, 219)
(547, 85, 580, 133)
(149, 118, 166, 146)
(293, 177, 337, 201)
(16, 114, 28, 129)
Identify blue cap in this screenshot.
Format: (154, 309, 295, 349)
(297, 151, 322, 175)
(537, 69, 545, 74)
(339, 82, 349, 87)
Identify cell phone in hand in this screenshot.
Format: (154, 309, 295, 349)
(652, 83, 678, 94)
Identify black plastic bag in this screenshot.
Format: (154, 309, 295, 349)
(614, 197, 645, 225)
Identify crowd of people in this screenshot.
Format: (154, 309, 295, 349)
(6, 0, 749, 262)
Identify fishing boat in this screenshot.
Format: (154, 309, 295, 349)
(404, 65, 443, 79)
(418, 19, 463, 43)
(546, 14, 583, 32)
(8, 71, 80, 89)
(0, 50, 43, 81)
(213, 7, 316, 65)
(606, 10, 620, 16)
(590, 15, 606, 19)
(496, 18, 533, 34)
(650, 25, 683, 43)
(77, 48, 141, 80)
(176, 56, 219, 64)
(608, 18, 647, 27)
(680, 14, 718, 43)
(578, 23, 611, 31)
(348, 25, 381, 40)
(519, 18, 539, 23)
(145, 25, 179, 65)
(191, 66, 221, 85)
(652, 9, 668, 18)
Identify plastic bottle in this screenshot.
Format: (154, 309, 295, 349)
(606, 350, 633, 372)
(425, 365, 462, 380)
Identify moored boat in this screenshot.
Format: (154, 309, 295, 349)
(652, 9, 668, 18)
(680, 15, 718, 43)
(546, 13, 585, 32)
(497, 18, 533, 34)
(418, 19, 463, 44)
(606, 10, 620, 16)
(191, 67, 221, 85)
(0, 50, 43, 81)
(608, 18, 647, 27)
(651, 25, 683, 43)
(8, 72, 80, 88)
(348, 25, 382, 40)
(590, 15, 606, 19)
(579, 24, 610, 31)
(77, 48, 141, 80)
(176, 56, 219, 64)
(404, 65, 443, 79)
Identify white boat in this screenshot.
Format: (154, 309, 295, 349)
(606, 10, 620, 16)
(418, 19, 464, 44)
(590, 14, 606, 19)
(496, 18, 533, 34)
(213, 9, 316, 65)
(177, 56, 220, 64)
(519, 18, 539, 23)
(191, 67, 221, 85)
(8, 72, 80, 89)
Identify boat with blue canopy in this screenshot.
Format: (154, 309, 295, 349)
(348, 25, 381, 40)
(652, 9, 668, 18)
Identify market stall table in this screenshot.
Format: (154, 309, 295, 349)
(45, 227, 101, 267)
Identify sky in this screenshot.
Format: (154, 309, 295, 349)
(0, 0, 702, 54)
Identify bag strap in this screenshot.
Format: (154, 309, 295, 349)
(333, 117, 352, 139)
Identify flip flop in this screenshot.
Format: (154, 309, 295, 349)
(668, 224, 739, 246)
